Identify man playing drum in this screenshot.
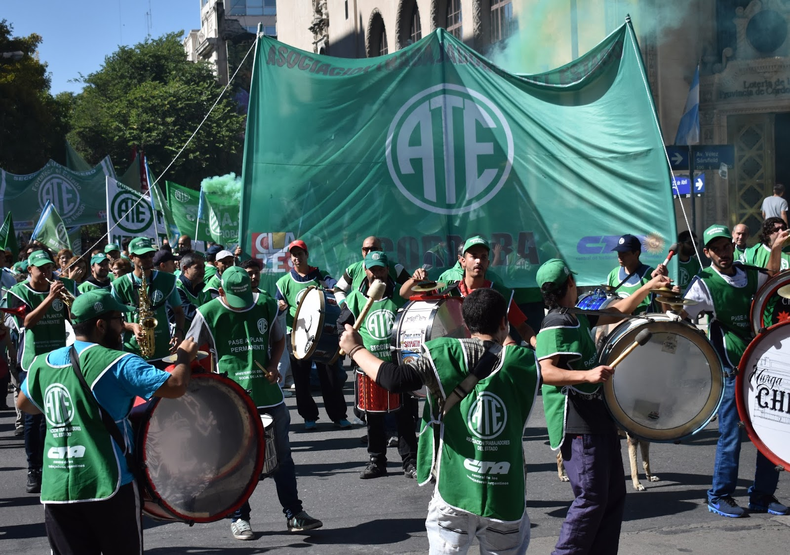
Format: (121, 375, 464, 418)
(682, 224, 790, 517)
(16, 290, 199, 555)
(607, 234, 656, 314)
(187, 267, 323, 539)
(536, 258, 669, 555)
(276, 239, 350, 430)
(336, 251, 418, 480)
(333, 236, 410, 306)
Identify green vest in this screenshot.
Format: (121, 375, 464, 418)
(536, 312, 600, 449)
(345, 289, 403, 362)
(607, 264, 653, 313)
(276, 270, 329, 330)
(698, 265, 759, 366)
(743, 243, 790, 270)
(176, 279, 211, 330)
(203, 273, 221, 294)
(113, 271, 177, 360)
(26, 345, 132, 502)
(8, 282, 68, 371)
(196, 292, 283, 407)
(341, 261, 405, 304)
(78, 280, 111, 294)
(417, 339, 538, 521)
(677, 257, 701, 293)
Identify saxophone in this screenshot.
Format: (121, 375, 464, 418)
(137, 271, 158, 359)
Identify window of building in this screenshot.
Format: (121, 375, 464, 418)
(345, 0, 349, 20)
(228, 1, 275, 17)
(446, 0, 462, 39)
(228, 0, 246, 16)
(491, 0, 514, 43)
(263, 0, 276, 16)
(368, 10, 388, 57)
(410, 4, 422, 43)
(381, 26, 389, 55)
(263, 25, 277, 37)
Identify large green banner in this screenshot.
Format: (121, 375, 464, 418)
(0, 158, 115, 231)
(167, 181, 240, 245)
(240, 22, 677, 290)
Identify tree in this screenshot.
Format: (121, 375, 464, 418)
(68, 33, 246, 189)
(0, 20, 69, 173)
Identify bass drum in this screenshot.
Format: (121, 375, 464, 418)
(598, 314, 724, 442)
(737, 321, 790, 472)
(750, 271, 790, 336)
(130, 373, 265, 523)
(292, 286, 341, 364)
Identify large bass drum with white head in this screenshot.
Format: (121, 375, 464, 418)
(598, 314, 725, 442)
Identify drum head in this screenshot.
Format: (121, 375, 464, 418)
(600, 316, 724, 442)
(138, 374, 264, 522)
(750, 272, 790, 336)
(292, 287, 324, 360)
(737, 321, 790, 471)
(391, 297, 468, 364)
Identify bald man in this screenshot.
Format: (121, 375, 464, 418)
(732, 224, 750, 262)
(333, 236, 410, 305)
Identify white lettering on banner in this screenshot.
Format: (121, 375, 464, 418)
(365, 309, 394, 341)
(38, 175, 81, 219)
(466, 392, 508, 439)
(463, 458, 511, 475)
(44, 383, 74, 427)
(48, 445, 86, 459)
(386, 84, 513, 216)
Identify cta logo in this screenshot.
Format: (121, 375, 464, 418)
(466, 392, 507, 439)
(111, 192, 153, 234)
(48, 445, 87, 459)
(365, 309, 394, 341)
(463, 458, 511, 475)
(44, 383, 74, 427)
(386, 84, 513, 215)
(38, 174, 81, 219)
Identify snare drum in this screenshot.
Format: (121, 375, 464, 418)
(292, 286, 341, 364)
(130, 373, 265, 523)
(598, 314, 725, 442)
(356, 370, 401, 412)
(737, 321, 790, 472)
(259, 414, 279, 479)
(576, 289, 622, 311)
(750, 271, 790, 336)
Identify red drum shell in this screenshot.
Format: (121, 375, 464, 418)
(356, 370, 401, 413)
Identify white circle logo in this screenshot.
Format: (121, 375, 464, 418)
(174, 190, 190, 202)
(44, 383, 74, 427)
(52, 299, 64, 312)
(386, 84, 513, 215)
(466, 392, 507, 439)
(365, 309, 394, 341)
(94, 302, 104, 312)
(257, 318, 268, 335)
(38, 174, 81, 219)
(152, 290, 163, 303)
(619, 238, 625, 245)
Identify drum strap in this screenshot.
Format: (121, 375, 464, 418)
(441, 342, 502, 417)
(558, 307, 648, 320)
(69, 347, 138, 476)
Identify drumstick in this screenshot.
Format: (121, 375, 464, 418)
(609, 330, 653, 369)
(254, 360, 271, 378)
(339, 279, 386, 356)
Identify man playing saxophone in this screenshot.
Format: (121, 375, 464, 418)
(111, 238, 185, 366)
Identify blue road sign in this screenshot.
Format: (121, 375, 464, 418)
(667, 146, 689, 171)
(672, 176, 691, 195)
(693, 145, 735, 170)
(694, 174, 705, 193)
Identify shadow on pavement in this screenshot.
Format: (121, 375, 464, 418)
(0, 521, 46, 540)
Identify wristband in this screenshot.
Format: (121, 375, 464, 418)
(348, 345, 363, 360)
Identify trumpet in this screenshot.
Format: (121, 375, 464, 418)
(46, 278, 76, 310)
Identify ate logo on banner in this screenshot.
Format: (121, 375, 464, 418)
(365, 309, 394, 341)
(38, 174, 81, 219)
(386, 84, 514, 215)
(466, 392, 508, 439)
(44, 383, 75, 427)
(112, 191, 153, 234)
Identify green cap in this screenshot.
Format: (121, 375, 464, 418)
(463, 236, 489, 253)
(128, 237, 156, 256)
(536, 258, 576, 290)
(221, 266, 253, 309)
(70, 290, 132, 324)
(104, 243, 120, 254)
(364, 251, 388, 269)
(13, 260, 28, 274)
(702, 224, 731, 247)
(28, 250, 54, 268)
(91, 254, 109, 266)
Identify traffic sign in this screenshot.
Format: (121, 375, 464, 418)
(693, 145, 734, 170)
(694, 173, 705, 193)
(666, 146, 689, 171)
(672, 176, 691, 195)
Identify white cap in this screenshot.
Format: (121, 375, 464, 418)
(216, 250, 235, 261)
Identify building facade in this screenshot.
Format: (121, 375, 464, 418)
(275, 0, 790, 239)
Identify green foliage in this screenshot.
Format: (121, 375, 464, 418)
(0, 20, 69, 173)
(68, 32, 245, 188)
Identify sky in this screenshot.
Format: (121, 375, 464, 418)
(2, 0, 200, 94)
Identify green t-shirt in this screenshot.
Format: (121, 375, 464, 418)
(6, 282, 68, 371)
(78, 279, 112, 294)
(743, 243, 790, 270)
(677, 256, 702, 293)
(344, 289, 404, 361)
(275, 269, 331, 330)
(607, 263, 654, 314)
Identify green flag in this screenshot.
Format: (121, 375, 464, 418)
(239, 22, 677, 293)
(31, 201, 71, 252)
(167, 181, 211, 242)
(0, 213, 18, 258)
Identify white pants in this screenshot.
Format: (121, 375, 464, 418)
(425, 493, 530, 555)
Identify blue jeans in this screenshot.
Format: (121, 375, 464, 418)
(709, 374, 780, 502)
(19, 370, 45, 471)
(232, 402, 303, 522)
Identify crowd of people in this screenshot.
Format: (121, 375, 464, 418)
(1, 217, 789, 554)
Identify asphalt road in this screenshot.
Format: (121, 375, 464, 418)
(1, 380, 789, 554)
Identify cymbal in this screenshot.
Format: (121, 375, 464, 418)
(161, 350, 209, 363)
(412, 281, 446, 293)
(778, 285, 790, 299)
(654, 296, 698, 306)
(649, 287, 676, 295)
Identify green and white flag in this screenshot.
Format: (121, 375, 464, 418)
(167, 181, 210, 242)
(240, 22, 677, 292)
(31, 201, 71, 252)
(204, 194, 239, 245)
(106, 177, 161, 247)
(0, 213, 19, 258)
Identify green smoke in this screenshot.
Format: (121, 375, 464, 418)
(200, 172, 242, 201)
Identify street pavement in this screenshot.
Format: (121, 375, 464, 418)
(1, 380, 789, 554)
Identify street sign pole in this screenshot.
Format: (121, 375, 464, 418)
(689, 146, 696, 237)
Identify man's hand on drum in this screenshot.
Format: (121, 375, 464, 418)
(339, 324, 364, 354)
(176, 337, 199, 361)
(586, 365, 614, 383)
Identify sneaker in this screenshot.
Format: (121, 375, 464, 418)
(404, 463, 417, 479)
(281, 389, 294, 398)
(360, 461, 387, 479)
(387, 436, 398, 447)
(360, 434, 368, 445)
(26, 471, 40, 494)
(14, 428, 24, 437)
(304, 420, 317, 431)
(749, 495, 790, 515)
(287, 511, 323, 532)
(708, 496, 746, 518)
(230, 519, 254, 540)
(334, 419, 352, 429)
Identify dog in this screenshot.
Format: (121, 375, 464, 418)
(556, 431, 659, 491)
